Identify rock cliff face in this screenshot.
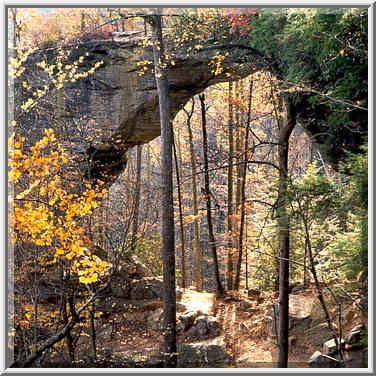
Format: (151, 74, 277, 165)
(21, 35, 256, 186)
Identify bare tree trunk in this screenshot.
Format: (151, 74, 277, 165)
(293, 185, 344, 364)
(227, 81, 234, 291)
(199, 93, 224, 297)
(149, 9, 177, 367)
(234, 80, 253, 290)
(277, 94, 296, 368)
(131, 144, 143, 252)
(173, 135, 186, 289)
(234, 80, 242, 268)
(89, 303, 97, 361)
(186, 100, 201, 291)
(245, 218, 249, 290)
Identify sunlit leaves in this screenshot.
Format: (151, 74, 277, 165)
(10, 129, 110, 285)
(208, 51, 227, 76)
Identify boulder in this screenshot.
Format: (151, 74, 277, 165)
(322, 338, 345, 356)
(179, 311, 199, 331)
(184, 315, 220, 340)
(344, 325, 367, 350)
(289, 282, 305, 294)
(146, 308, 164, 332)
(308, 351, 340, 368)
(247, 289, 261, 298)
(109, 256, 154, 297)
(305, 323, 334, 346)
(110, 277, 131, 298)
(344, 330, 362, 346)
(177, 343, 230, 367)
(129, 277, 164, 300)
(351, 323, 366, 333)
(288, 294, 314, 328)
(238, 300, 253, 311)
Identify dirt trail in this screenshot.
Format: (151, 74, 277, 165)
(216, 294, 277, 367)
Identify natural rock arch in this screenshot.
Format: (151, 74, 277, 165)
(20, 31, 366, 188)
(57, 35, 265, 185)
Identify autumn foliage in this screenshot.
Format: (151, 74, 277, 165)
(224, 8, 258, 35)
(10, 128, 109, 284)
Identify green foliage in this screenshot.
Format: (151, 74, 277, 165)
(288, 155, 367, 283)
(253, 9, 367, 94)
(248, 8, 367, 132)
(360, 331, 368, 349)
(346, 142, 368, 208)
(133, 236, 163, 276)
(343, 141, 368, 271)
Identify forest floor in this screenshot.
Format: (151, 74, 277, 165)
(67, 283, 366, 369)
(213, 288, 365, 368)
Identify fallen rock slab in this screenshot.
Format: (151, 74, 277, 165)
(177, 343, 230, 367)
(308, 351, 340, 368)
(323, 338, 345, 356)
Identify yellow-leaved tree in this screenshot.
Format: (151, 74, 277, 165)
(9, 127, 110, 284)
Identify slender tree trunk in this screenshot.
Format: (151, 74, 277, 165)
(141, 144, 152, 236)
(234, 80, 253, 290)
(173, 135, 186, 289)
(149, 9, 176, 367)
(89, 303, 97, 361)
(227, 81, 234, 291)
(186, 102, 201, 291)
(277, 94, 296, 368)
(80, 11, 85, 32)
(293, 185, 344, 363)
(199, 93, 224, 297)
(62, 296, 75, 363)
(131, 144, 143, 252)
(234, 81, 242, 265)
(245, 217, 249, 290)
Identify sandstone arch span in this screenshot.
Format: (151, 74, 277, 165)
(20, 31, 365, 188)
(61, 35, 268, 185)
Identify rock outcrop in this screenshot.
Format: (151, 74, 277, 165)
(177, 342, 230, 368)
(19, 34, 257, 188)
(17, 31, 366, 190)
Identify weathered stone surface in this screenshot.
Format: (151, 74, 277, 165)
(177, 343, 230, 367)
(25, 38, 255, 188)
(323, 338, 345, 356)
(305, 323, 334, 346)
(179, 311, 199, 331)
(184, 315, 221, 340)
(18, 31, 367, 194)
(308, 351, 340, 368)
(351, 323, 366, 333)
(109, 255, 153, 297)
(146, 308, 164, 332)
(247, 289, 260, 298)
(110, 278, 131, 299)
(344, 330, 362, 345)
(288, 294, 315, 327)
(269, 295, 315, 338)
(238, 300, 253, 311)
(129, 277, 164, 300)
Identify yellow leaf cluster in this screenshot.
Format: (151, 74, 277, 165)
(11, 130, 110, 284)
